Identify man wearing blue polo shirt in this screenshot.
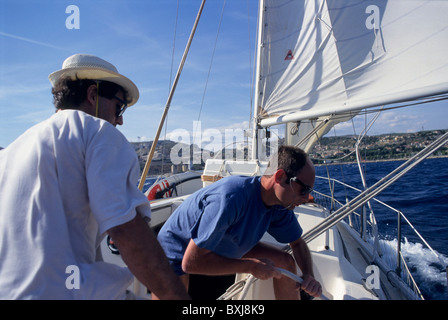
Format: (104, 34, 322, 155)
(157, 145, 322, 300)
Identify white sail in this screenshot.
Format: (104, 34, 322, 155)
(256, 0, 448, 128)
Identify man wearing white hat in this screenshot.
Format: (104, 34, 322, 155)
(0, 54, 189, 300)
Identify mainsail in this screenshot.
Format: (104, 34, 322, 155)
(254, 0, 448, 140)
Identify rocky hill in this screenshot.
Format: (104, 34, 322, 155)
(309, 129, 448, 164)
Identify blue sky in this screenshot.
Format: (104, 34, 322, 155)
(1, 0, 447, 148)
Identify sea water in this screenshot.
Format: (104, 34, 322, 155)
(314, 158, 448, 300)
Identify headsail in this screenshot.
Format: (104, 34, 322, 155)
(255, 0, 448, 132)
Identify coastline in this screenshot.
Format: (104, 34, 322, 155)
(313, 154, 448, 167)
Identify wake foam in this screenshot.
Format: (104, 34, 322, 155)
(379, 237, 448, 300)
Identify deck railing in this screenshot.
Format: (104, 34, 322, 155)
(311, 175, 446, 299)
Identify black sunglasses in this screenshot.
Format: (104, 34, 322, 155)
(289, 176, 313, 195)
(114, 96, 128, 118)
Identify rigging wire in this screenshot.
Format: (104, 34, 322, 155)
(193, 0, 256, 158)
(191, 0, 227, 162)
(161, 0, 181, 177)
(195, 0, 227, 125)
(138, 0, 207, 190)
(247, 0, 256, 135)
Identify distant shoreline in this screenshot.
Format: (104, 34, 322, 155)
(313, 155, 448, 166)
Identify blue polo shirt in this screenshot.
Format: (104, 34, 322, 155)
(157, 176, 303, 275)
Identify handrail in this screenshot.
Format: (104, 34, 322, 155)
(311, 176, 442, 300)
(313, 175, 444, 266)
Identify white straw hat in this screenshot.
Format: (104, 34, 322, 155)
(49, 54, 139, 106)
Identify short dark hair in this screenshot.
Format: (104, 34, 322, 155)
(51, 78, 127, 110)
(264, 145, 308, 178)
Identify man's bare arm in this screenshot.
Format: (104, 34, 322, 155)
(290, 238, 322, 297)
(182, 239, 281, 280)
(108, 213, 190, 300)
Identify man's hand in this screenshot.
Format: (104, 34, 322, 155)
(298, 274, 322, 298)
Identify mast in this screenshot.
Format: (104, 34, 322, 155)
(250, 0, 265, 161)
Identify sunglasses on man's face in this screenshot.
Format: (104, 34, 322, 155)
(114, 96, 128, 118)
(289, 176, 313, 196)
